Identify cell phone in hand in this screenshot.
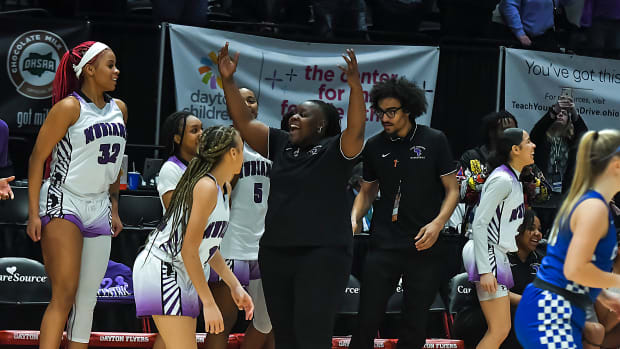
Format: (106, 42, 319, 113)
(560, 87, 572, 99)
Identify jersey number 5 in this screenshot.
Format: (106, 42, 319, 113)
(98, 143, 121, 164)
(254, 183, 263, 203)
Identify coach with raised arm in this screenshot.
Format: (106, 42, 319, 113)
(350, 77, 459, 349)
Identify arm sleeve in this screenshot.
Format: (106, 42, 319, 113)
(361, 146, 378, 183)
(268, 128, 290, 161)
(435, 131, 457, 177)
(157, 162, 182, 199)
(471, 174, 512, 274)
(499, 0, 526, 37)
(530, 110, 555, 145)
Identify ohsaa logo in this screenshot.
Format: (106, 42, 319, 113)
(7, 30, 68, 99)
(0, 266, 48, 283)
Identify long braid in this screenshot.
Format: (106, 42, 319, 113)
(162, 126, 238, 256)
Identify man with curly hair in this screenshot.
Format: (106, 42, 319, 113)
(350, 77, 459, 349)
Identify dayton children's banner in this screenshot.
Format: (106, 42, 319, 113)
(169, 24, 440, 137)
(505, 48, 620, 132)
(0, 19, 89, 135)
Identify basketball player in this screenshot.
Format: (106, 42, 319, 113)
(151, 110, 203, 349)
(158, 111, 203, 212)
(26, 41, 127, 349)
(133, 126, 254, 349)
(218, 44, 365, 349)
(515, 129, 620, 348)
(462, 128, 535, 348)
(206, 87, 274, 349)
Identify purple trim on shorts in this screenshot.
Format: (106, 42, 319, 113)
(40, 214, 112, 238)
(208, 260, 261, 286)
(168, 156, 187, 171)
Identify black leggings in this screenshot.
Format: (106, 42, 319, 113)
(259, 245, 352, 349)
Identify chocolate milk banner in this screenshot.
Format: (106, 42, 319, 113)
(505, 48, 620, 132)
(0, 20, 89, 135)
(169, 24, 440, 138)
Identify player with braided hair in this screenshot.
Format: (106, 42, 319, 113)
(133, 125, 254, 349)
(27, 41, 127, 349)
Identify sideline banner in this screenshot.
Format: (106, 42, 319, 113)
(169, 24, 440, 137)
(0, 19, 90, 135)
(505, 48, 620, 132)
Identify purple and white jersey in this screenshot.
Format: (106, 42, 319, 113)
(220, 144, 271, 260)
(470, 164, 524, 275)
(146, 174, 230, 267)
(156, 156, 187, 214)
(47, 92, 126, 197)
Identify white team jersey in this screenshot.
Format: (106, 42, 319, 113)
(220, 145, 271, 260)
(156, 156, 187, 214)
(471, 164, 525, 274)
(146, 174, 230, 267)
(47, 92, 126, 197)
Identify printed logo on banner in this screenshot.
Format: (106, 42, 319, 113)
(0, 266, 48, 283)
(198, 52, 222, 89)
(7, 30, 68, 99)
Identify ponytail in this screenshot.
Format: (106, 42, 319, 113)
(549, 129, 620, 243)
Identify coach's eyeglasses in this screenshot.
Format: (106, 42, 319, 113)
(374, 106, 402, 119)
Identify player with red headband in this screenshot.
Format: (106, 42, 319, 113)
(27, 41, 127, 349)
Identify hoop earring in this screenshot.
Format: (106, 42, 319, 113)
(317, 126, 323, 134)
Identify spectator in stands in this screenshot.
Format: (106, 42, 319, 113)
(207, 87, 275, 349)
(492, 0, 564, 50)
(531, 95, 587, 196)
(456, 111, 518, 236)
(0, 176, 14, 200)
(133, 126, 253, 349)
(219, 44, 366, 349)
(349, 77, 459, 349)
(26, 41, 127, 349)
(582, 0, 620, 56)
(0, 119, 13, 178)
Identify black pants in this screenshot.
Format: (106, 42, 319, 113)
(350, 244, 443, 349)
(259, 245, 353, 349)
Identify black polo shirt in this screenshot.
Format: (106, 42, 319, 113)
(508, 249, 544, 295)
(362, 123, 455, 249)
(261, 128, 359, 248)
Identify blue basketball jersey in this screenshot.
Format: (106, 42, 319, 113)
(537, 190, 617, 302)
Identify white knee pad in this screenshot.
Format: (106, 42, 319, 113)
(248, 279, 272, 334)
(67, 235, 111, 343)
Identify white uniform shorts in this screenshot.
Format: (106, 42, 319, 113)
(133, 249, 201, 318)
(39, 180, 112, 237)
(462, 239, 513, 301)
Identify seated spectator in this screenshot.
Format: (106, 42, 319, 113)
(582, 0, 620, 57)
(492, 0, 566, 50)
(0, 119, 13, 178)
(530, 95, 587, 197)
